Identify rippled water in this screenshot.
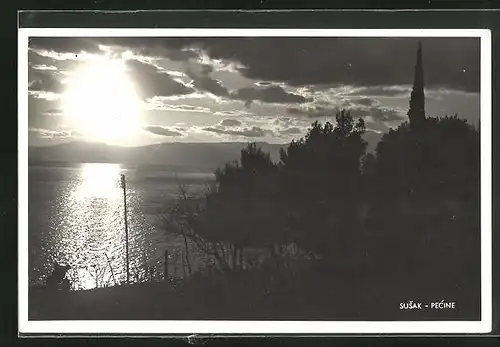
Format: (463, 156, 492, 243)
(28, 163, 214, 290)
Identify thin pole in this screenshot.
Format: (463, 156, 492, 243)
(164, 249, 169, 282)
(120, 174, 130, 284)
(105, 253, 117, 286)
(173, 251, 177, 279)
(181, 249, 186, 278)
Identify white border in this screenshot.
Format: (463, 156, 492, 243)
(18, 28, 492, 335)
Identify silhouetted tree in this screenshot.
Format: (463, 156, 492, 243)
(278, 110, 367, 258)
(164, 143, 285, 272)
(365, 114, 480, 286)
(156, 41, 482, 318)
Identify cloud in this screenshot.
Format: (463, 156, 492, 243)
(30, 37, 479, 93)
(26, 37, 480, 147)
(347, 86, 411, 97)
(287, 105, 339, 118)
(255, 81, 273, 87)
(365, 121, 390, 133)
(98, 38, 199, 62)
(270, 117, 311, 138)
(28, 68, 65, 94)
(29, 37, 101, 54)
(28, 90, 61, 101)
(28, 128, 73, 139)
(143, 125, 184, 137)
(220, 119, 242, 127)
(213, 110, 253, 117)
(232, 85, 312, 107)
(126, 59, 194, 98)
(187, 37, 479, 93)
(29, 49, 58, 66)
(339, 97, 381, 110)
(28, 49, 79, 77)
(352, 106, 406, 122)
(145, 98, 212, 113)
(41, 108, 64, 116)
(287, 104, 406, 123)
(31, 64, 58, 71)
(204, 125, 273, 138)
(29, 37, 200, 64)
(185, 65, 230, 97)
(351, 97, 377, 107)
(280, 127, 303, 135)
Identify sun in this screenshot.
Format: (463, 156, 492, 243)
(62, 57, 142, 143)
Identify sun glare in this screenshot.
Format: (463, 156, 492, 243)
(62, 57, 142, 143)
(73, 163, 122, 200)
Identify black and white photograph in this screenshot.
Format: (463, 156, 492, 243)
(18, 28, 492, 334)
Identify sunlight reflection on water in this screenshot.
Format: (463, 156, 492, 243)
(43, 163, 155, 290)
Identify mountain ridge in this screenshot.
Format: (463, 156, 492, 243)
(28, 132, 383, 171)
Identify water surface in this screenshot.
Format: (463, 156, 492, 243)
(28, 162, 214, 290)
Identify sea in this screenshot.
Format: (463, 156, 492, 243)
(27, 162, 215, 290)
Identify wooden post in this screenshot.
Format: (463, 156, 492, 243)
(120, 174, 130, 284)
(173, 251, 177, 279)
(164, 249, 169, 282)
(95, 266, 99, 288)
(105, 253, 117, 286)
(181, 249, 186, 278)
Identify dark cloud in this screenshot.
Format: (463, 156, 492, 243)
(143, 125, 184, 137)
(29, 37, 480, 92)
(126, 59, 194, 98)
(29, 49, 56, 66)
(255, 81, 273, 86)
(41, 108, 64, 116)
(125, 37, 477, 93)
(185, 65, 230, 97)
(158, 48, 198, 62)
(28, 37, 198, 62)
(340, 97, 380, 109)
(28, 128, 72, 139)
(31, 64, 58, 71)
(351, 97, 376, 107)
(273, 117, 294, 125)
(213, 110, 253, 117)
(204, 125, 273, 138)
(29, 37, 101, 54)
(192, 37, 480, 93)
(147, 102, 211, 113)
(287, 104, 405, 123)
(220, 119, 242, 127)
(28, 68, 65, 93)
(351, 106, 406, 122)
(28, 49, 78, 74)
(232, 85, 311, 107)
(287, 105, 338, 118)
(96, 37, 199, 61)
(280, 127, 303, 135)
(347, 86, 411, 97)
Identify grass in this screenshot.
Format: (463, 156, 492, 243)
(28, 256, 480, 321)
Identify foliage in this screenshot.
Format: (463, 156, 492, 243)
(162, 109, 480, 298)
(364, 115, 480, 281)
(277, 110, 367, 256)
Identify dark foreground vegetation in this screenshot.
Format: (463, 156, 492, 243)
(29, 107, 481, 321)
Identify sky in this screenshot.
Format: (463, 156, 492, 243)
(27, 36, 481, 147)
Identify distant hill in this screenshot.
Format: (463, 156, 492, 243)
(28, 132, 383, 171)
(28, 141, 285, 172)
